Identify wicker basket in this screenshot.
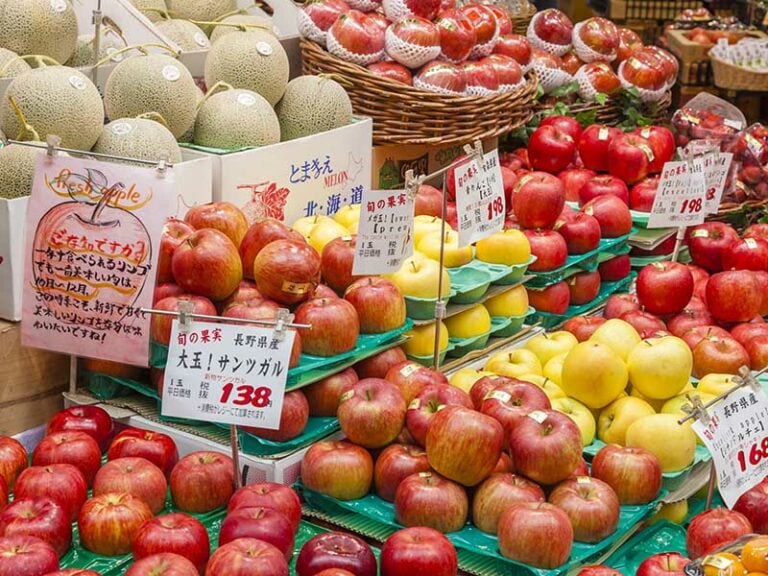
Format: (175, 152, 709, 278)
(534, 90, 673, 127)
(711, 54, 768, 91)
(300, 40, 539, 146)
(511, 3, 536, 35)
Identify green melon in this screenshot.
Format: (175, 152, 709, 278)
(155, 19, 211, 52)
(126, 0, 168, 22)
(65, 29, 128, 68)
(0, 143, 41, 199)
(0, 48, 31, 79)
(93, 118, 182, 166)
(103, 54, 198, 139)
(0, 67, 104, 150)
(193, 88, 280, 150)
(204, 30, 289, 107)
(165, 0, 236, 24)
(276, 75, 353, 141)
(0, 0, 79, 65)
(209, 14, 276, 44)
(178, 84, 205, 144)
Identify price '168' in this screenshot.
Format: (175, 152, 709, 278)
(220, 383, 272, 408)
(487, 197, 504, 220)
(736, 436, 768, 472)
(680, 198, 703, 214)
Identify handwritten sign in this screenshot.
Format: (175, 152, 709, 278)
(702, 152, 733, 214)
(162, 320, 294, 429)
(352, 189, 414, 275)
(454, 150, 505, 246)
(692, 386, 768, 508)
(648, 160, 707, 229)
(21, 154, 172, 366)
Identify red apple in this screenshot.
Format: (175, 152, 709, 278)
(472, 472, 545, 534)
(578, 125, 622, 173)
(582, 195, 633, 238)
(578, 62, 621, 94)
(303, 367, 358, 417)
(682, 325, 732, 350)
(549, 476, 620, 543)
(578, 567, 623, 576)
(301, 441, 373, 501)
(531, 8, 573, 46)
(567, 270, 601, 306)
(734, 478, 768, 534)
(620, 53, 667, 92)
(14, 465, 87, 523)
(508, 410, 582, 485)
(172, 228, 242, 302)
(512, 172, 566, 230)
(604, 293, 640, 319)
(328, 10, 385, 65)
(367, 61, 412, 85)
(218, 507, 294, 560)
(206, 538, 288, 576)
(394, 471, 468, 533)
(637, 262, 693, 316)
(745, 334, 768, 369)
(46, 407, 117, 451)
(184, 202, 248, 248)
(527, 282, 571, 315)
(667, 308, 714, 337)
(636, 553, 689, 576)
(540, 116, 582, 142)
(406, 384, 472, 447)
(599, 254, 631, 282)
(493, 452, 515, 474)
(563, 316, 606, 341)
(150, 295, 217, 345)
(132, 513, 210, 573)
(125, 553, 200, 576)
(253, 239, 321, 306)
(592, 445, 662, 505)
(470, 375, 514, 410)
(686, 508, 753, 559)
(414, 185, 443, 218)
(32, 432, 101, 487)
(753, 270, 768, 315)
(494, 33, 531, 65)
(296, 532, 376, 576)
(337, 378, 406, 449)
(629, 177, 659, 213)
(434, 10, 476, 64)
(497, 502, 573, 569)
(385, 361, 448, 405)
(688, 222, 739, 272)
(559, 168, 596, 203)
(380, 527, 458, 576)
(170, 451, 234, 514)
(157, 219, 195, 284)
(579, 175, 629, 206)
(344, 277, 405, 334)
(723, 237, 768, 271)
(296, 298, 359, 357)
(0, 535, 59, 576)
(93, 457, 167, 515)
(78, 493, 153, 556)
(607, 133, 654, 185)
(633, 127, 675, 173)
(555, 212, 601, 255)
(693, 336, 750, 378)
(461, 4, 499, 56)
(242, 389, 309, 442)
(481, 380, 552, 437)
(227, 483, 301, 532)
(354, 347, 406, 380)
(374, 444, 430, 502)
(385, 17, 441, 69)
(707, 270, 762, 323)
(745, 223, 768, 242)
(0, 497, 71, 557)
(619, 310, 667, 338)
(108, 428, 179, 479)
(524, 229, 568, 272)
(413, 60, 467, 95)
(240, 218, 304, 280)
(320, 235, 360, 294)
(731, 322, 768, 345)
(154, 282, 184, 305)
(617, 27, 643, 62)
(528, 126, 577, 175)
(45, 570, 103, 576)
(0, 438, 28, 491)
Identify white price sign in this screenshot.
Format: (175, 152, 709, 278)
(648, 160, 708, 229)
(352, 188, 414, 275)
(702, 152, 733, 214)
(162, 320, 295, 429)
(692, 386, 768, 508)
(454, 150, 505, 246)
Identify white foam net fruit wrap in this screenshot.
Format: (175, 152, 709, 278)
(298, 10, 328, 47)
(572, 22, 616, 63)
(385, 27, 441, 68)
(348, 0, 382, 11)
(574, 65, 600, 101)
(413, 73, 465, 95)
(382, 0, 416, 22)
(470, 27, 500, 60)
(535, 64, 573, 92)
(618, 60, 667, 103)
(498, 77, 527, 93)
(328, 27, 385, 65)
(527, 12, 572, 57)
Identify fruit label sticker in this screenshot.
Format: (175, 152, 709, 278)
(352, 188, 414, 275)
(648, 160, 707, 229)
(21, 154, 173, 365)
(691, 386, 768, 508)
(454, 150, 505, 246)
(162, 320, 295, 429)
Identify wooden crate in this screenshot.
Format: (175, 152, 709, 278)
(0, 321, 69, 435)
(667, 29, 768, 64)
(606, 0, 703, 21)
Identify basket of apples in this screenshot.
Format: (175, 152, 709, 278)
(298, 0, 539, 146)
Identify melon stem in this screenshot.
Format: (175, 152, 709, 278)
(93, 43, 179, 68)
(7, 96, 40, 142)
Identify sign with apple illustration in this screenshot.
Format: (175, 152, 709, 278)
(21, 154, 173, 366)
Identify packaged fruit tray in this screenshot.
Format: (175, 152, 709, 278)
(527, 274, 635, 330)
(525, 231, 636, 289)
(684, 533, 761, 576)
(298, 485, 662, 576)
(605, 520, 688, 575)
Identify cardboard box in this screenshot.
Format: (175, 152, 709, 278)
(185, 118, 373, 225)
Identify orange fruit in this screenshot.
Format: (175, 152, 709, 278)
(703, 552, 746, 576)
(743, 537, 768, 573)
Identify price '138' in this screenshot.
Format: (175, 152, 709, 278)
(736, 436, 768, 472)
(487, 197, 504, 220)
(220, 383, 272, 408)
(680, 198, 703, 214)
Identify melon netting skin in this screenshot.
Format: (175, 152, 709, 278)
(527, 13, 572, 57)
(0, 47, 30, 79)
(618, 60, 668, 103)
(0, 0, 79, 65)
(572, 22, 616, 63)
(298, 10, 329, 47)
(385, 27, 441, 69)
(277, 76, 353, 141)
(534, 64, 573, 93)
(327, 27, 385, 65)
(194, 89, 280, 150)
(93, 118, 183, 165)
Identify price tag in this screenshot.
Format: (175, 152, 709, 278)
(454, 150, 505, 246)
(692, 386, 768, 508)
(701, 152, 733, 214)
(162, 320, 295, 429)
(648, 160, 707, 229)
(352, 188, 414, 275)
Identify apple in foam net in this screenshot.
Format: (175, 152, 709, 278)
(328, 10, 385, 65)
(435, 9, 476, 63)
(561, 51, 584, 76)
(494, 33, 532, 65)
(406, 383, 472, 447)
(578, 125, 622, 173)
(528, 125, 577, 175)
(532, 8, 573, 46)
(483, 54, 522, 90)
(461, 4, 499, 55)
(380, 527, 458, 576)
(524, 229, 568, 272)
(579, 62, 621, 95)
(617, 27, 643, 61)
(462, 59, 500, 95)
(367, 61, 412, 85)
(385, 17, 441, 69)
(620, 53, 667, 92)
(132, 513, 210, 573)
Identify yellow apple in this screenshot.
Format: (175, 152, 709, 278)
(697, 373, 739, 397)
(625, 414, 697, 473)
(552, 397, 596, 446)
(650, 500, 688, 525)
(333, 204, 361, 229)
(417, 230, 473, 268)
(561, 342, 628, 409)
(404, 321, 449, 357)
(662, 392, 717, 415)
(475, 229, 531, 265)
(444, 305, 491, 339)
(449, 368, 494, 395)
(292, 214, 333, 238)
(346, 220, 359, 234)
(525, 331, 578, 365)
(414, 216, 449, 245)
(485, 349, 543, 379)
(627, 336, 693, 400)
(390, 257, 451, 299)
(629, 386, 666, 412)
(307, 219, 350, 254)
(589, 319, 641, 362)
(485, 285, 529, 317)
(516, 374, 567, 399)
(543, 352, 567, 386)
(598, 396, 656, 446)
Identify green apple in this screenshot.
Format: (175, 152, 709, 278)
(485, 349, 543, 379)
(417, 229, 473, 268)
(404, 321, 449, 357)
(597, 396, 656, 446)
(525, 331, 578, 365)
(627, 336, 693, 400)
(552, 397, 596, 446)
(475, 229, 531, 265)
(589, 319, 641, 361)
(333, 204, 361, 230)
(390, 257, 451, 299)
(444, 304, 491, 339)
(484, 285, 529, 317)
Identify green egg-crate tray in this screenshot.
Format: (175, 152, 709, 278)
(490, 308, 535, 338)
(406, 344, 453, 368)
(405, 292, 456, 320)
(297, 484, 662, 576)
(447, 331, 491, 358)
(597, 243, 632, 264)
(604, 521, 687, 575)
(527, 274, 635, 330)
(82, 371, 139, 401)
(150, 320, 411, 388)
(526, 230, 636, 289)
(630, 247, 691, 268)
(445, 256, 538, 306)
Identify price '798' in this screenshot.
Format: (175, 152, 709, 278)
(487, 197, 504, 220)
(737, 435, 768, 473)
(220, 383, 272, 408)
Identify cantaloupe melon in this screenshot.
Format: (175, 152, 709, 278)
(126, 0, 168, 23)
(155, 20, 211, 52)
(0, 67, 104, 150)
(193, 88, 280, 150)
(104, 54, 198, 139)
(0, 48, 31, 78)
(209, 14, 276, 44)
(276, 75, 353, 141)
(0, 0, 79, 65)
(165, 0, 237, 24)
(93, 118, 182, 166)
(204, 30, 289, 107)
(0, 143, 41, 199)
(66, 29, 128, 68)
(178, 84, 205, 144)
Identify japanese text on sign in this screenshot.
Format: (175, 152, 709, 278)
(648, 160, 707, 229)
(702, 152, 733, 214)
(162, 320, 295, 429)
(692, 386, 768, 508)
(352, 188, 414, 275)
(21, 154, 172, 366)
(454, 150, 505, 246)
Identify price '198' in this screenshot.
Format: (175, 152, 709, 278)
(680, 198, 703, 214)
(487, 197, 504, 220)
(736, 436, 768, 472)
(220, 383, 272, 408)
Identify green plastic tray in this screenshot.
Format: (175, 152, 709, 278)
(83, 371, 137, 401)
(298, 484, 662, 576)
(565, 201, 650, 231)
(630, 247, 691, 268)
(491, 308, 535, 338)
(448, 331, 491, 358)
(405, 293, 456, 321)
(406, 346, 452, 368)
(604, 521, 687, 575)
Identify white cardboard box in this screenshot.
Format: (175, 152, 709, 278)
(184, 118, 373, 225)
